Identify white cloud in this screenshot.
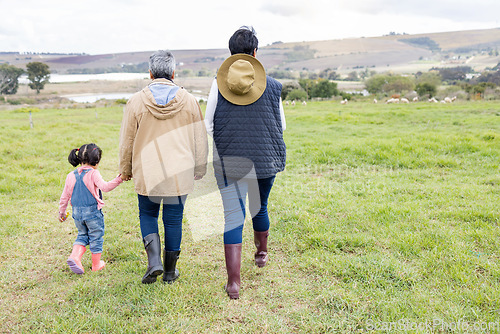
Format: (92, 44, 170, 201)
(335, 0, 500, 22)
(0, 0, 497, 54)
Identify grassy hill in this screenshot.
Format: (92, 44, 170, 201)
(2, 28, 500, 76)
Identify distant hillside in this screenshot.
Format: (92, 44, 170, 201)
(265, 28, 500, 74)
(385, 28, 500, 52)
(2, 28, 500, 76)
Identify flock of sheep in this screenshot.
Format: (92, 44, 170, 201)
(283, 96, 458, 106)
(383, 96, 457, 104)
(284, 100, 307, 106)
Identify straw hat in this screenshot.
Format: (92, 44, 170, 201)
(217, 54, 267, 105)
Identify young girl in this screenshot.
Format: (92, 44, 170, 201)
(59, 143, 124, 274)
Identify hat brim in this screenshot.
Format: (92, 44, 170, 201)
(217, 54, 267, 106)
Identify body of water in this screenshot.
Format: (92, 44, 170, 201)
(19, 72, 208, 103)
(62, 93, 134, 103)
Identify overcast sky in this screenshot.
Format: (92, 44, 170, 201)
(1, 0, 499, 54)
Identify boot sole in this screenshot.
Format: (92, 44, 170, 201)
(163, 270, 180, 284)
(255, 254, 269, 268)
(142, 268, 163, 284)
(224, 285, 240, 299)
(67, 258, 84, 275)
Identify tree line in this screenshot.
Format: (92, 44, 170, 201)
(0, 62, 50, 95)
(364, 66, 500, 99)
(278, 64, 500, 101)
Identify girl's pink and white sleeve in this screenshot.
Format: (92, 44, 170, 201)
(92, 170, 123, 192)
(59, 173, 74, 213)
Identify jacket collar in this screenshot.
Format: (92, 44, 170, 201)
(150, 78, 176, 86)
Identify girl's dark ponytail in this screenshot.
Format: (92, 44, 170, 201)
(68, 148, 81, 167)
(68, 143, 102, 167)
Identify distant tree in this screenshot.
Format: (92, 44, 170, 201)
(287, 89, 308, 101)
(475, 71, 500, 86)
(298, 79, 314, 98)
(308, 72, 319, 80)
(0, 64, 24, 95)
(310, 79, 338, 98)
(382, 75, 415, 93)
(359, 68, 374, 80)
(26, 62, 50, 94)
(432, 66, 472, 83)
(462, 82, 496, 99)
(299, 78, 339, 99)
(346, 71, 359, 81)
(415, 72, 441, 98)
(365, 74, 388, 94)
(268, 69, 296, 79)
(319, 68, 339, 80)
(416, 83, 437, 98)
(281, 81, 302, 100)
(365, 74, 414, 94)
(340, 92, 354, 100)
(180, 69, 194, 77)
(196, 68, 211, 77)
(416, 72, 442, 87)
(328, 71, 340, 80)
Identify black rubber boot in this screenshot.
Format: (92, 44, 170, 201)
(163, 249, 180, 284)
(142, 233, 163, 284)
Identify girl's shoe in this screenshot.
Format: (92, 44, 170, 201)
(91, 253, 106, 271)
(67, 245, 86, 274)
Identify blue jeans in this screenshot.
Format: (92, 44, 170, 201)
(72, 205, 105, 253)
(215, 174, 276, 244)
(138, 194, 186, 251)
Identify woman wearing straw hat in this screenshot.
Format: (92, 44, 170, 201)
(205, 26, 286, 299)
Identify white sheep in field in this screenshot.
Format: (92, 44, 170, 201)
(428, 97, 438, 103)
(284, 100, 289, 106)
(340, 99, 348, 105)
(444, 97, 452, 103)
(400, 98, 409, 103)
(302, 101, 307, 106)
(291, 100, 296, 106)
(451, 96, 457, 102)
(386, 98, 399, 104)
(373, 98, 378, 104)
(413, 96, 419, 102)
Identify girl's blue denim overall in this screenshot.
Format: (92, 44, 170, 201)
(71, 169, 105, 253)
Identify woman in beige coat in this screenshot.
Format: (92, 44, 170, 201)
(119, 50, 208, 284)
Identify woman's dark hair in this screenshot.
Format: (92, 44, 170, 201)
(68, 143, 102, 167)
(229, 26, 258, 55)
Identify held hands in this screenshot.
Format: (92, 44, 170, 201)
(119, 173, 132, 181)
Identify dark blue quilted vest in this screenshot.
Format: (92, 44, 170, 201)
(213, 76, 286, 179)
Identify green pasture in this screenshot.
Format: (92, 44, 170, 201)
(0, 101, 499, 333)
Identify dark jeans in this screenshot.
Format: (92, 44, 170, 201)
(138, 194, 186, 251)
(215, 174, 276, 244)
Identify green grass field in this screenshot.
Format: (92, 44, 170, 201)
(0, 101, 499, 333)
